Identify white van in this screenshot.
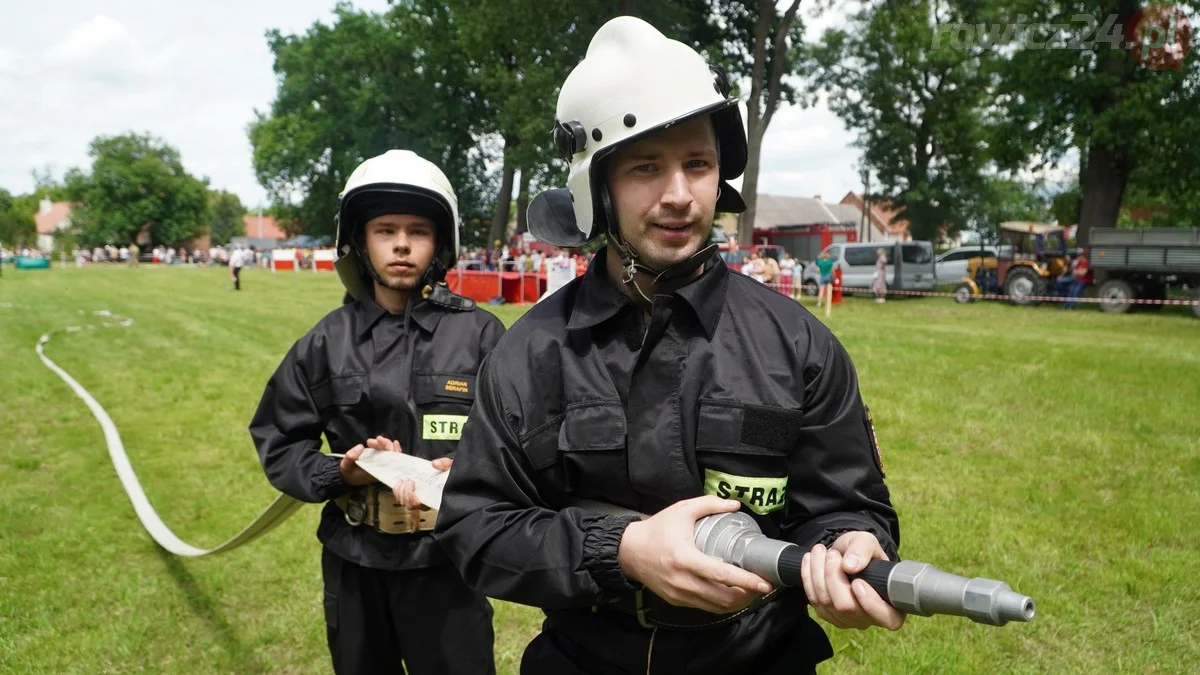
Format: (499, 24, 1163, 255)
(803, 241, 936, 294)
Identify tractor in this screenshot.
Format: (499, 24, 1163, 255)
(953, 221, 1070, 305)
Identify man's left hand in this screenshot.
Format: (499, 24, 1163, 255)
(800, 531, 906, 631)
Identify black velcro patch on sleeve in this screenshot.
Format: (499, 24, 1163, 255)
(740, 404, 804, 453)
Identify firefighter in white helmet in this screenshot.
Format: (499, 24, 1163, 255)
(436, 16, 904, 674)
(251, 149, 502, 674)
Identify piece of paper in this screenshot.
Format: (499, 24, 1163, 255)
(355, 449, 449, 511)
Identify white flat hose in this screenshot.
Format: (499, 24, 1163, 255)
(34, 310, 436, 557)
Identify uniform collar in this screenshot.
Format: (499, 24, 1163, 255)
(354, 291, 442, 338)
(566, 250, 632, 333)
(674, 252, 728, 340)
(567, 247, 728, 340)
(355, 293, 388, 339)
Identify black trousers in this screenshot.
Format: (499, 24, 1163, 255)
(232, 266, 241, 290)
(519, 616, 819, 675)
(322, 548, 496, 675)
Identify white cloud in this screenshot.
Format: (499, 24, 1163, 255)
(49, 15, 132, 64)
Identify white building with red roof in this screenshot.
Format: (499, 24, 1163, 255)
(35, 197, 73, 252)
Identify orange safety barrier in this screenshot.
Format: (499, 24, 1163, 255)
(445, 269, 547, 304)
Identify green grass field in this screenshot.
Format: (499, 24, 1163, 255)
(1, 264, 1197, 674)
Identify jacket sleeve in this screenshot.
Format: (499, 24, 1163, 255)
(782, 334, 900, 560)
(434, 363, 640, 610)
(248, 341, 352, 503)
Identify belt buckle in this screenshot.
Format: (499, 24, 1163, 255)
(343, 492, 367, 527)
(633, 588, 654, 630)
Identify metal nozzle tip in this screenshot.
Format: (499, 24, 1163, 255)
(997, 591, 1036, 623)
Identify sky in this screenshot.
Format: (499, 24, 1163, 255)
(0, 1, 868, 211)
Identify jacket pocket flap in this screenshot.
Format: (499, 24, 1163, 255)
(558, 400, 627, 452)
(310, 374, 364, 409)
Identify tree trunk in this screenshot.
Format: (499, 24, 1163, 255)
(739, 123, 768, 245)
(737, 0, 774, 246)
(736, 0, 802, 245)
(489, 139, 517, 249)
(1077, 142, 1129, 246)
(515, 169, 531, 235)
(1075, 0, 1138, 247)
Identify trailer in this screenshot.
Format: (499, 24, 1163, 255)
(1089, 227, 1200, 317)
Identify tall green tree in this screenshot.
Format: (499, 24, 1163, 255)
(63, 133, 211, 247)
(994, 0, 1200, 244)
(447, 0, 607, 247)
(208, 190, 246, 246)
(250, 2, 489, 240)
(807, 1, 999, 241)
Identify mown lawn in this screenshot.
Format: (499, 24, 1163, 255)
(1, 263, 1196, 674)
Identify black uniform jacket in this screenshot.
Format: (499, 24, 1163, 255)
(250, 291, 505, 571)
(435, 249, 899, 670)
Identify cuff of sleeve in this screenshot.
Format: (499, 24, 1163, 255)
(582, 515, 642, 594)
(817, 524, 899, 561)
(314, 455, 353, 501)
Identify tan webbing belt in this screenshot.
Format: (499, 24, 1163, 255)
(334, 485, 438, 535)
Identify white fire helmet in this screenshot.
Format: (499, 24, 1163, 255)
(529, 16, 747, 248)
(334, 149, 460, 300)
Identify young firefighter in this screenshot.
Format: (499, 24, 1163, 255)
(250, 150, 502, 674)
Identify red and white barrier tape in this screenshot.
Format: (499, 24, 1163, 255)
(839, 286, 1200, 306)
(747, 279, 1200, 306)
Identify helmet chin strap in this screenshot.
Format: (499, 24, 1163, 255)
(353, 242, 388, 291)
(601, 187, 717, 305)
(419, 258, 447, 296)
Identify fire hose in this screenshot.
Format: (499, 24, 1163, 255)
(574, 499, 1035, 626)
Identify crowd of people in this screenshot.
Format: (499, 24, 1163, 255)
(457, 244, 587, 275)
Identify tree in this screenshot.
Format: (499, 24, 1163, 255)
(250, 2, 490, 239)
(994, 1, 1199, 244)
(701, 0, 805, 244)
(806, 1, 998, 241)
(959, 176, 1053, 243)
(63, 133, 211, 247)
(447, 0, 599, 248)
(0, 188, 37, 248)
(1051, 184, 1083, 227)
(208, 190, 246, 246)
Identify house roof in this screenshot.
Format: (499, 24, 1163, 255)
(754, 194, 859, 230)
(839, 192, 910, 236)
(827, 203, 865, 224)
(35, 202, 72, 235)
(241, 214, 287, 240)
